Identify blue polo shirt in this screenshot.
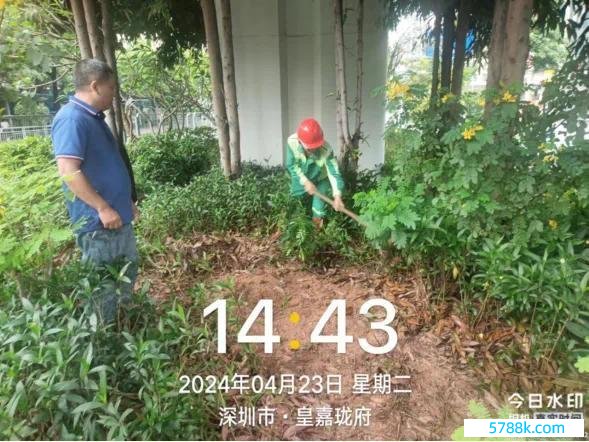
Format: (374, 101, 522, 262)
(51, 96, 133, 234)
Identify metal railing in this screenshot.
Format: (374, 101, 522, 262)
(130, 111, 212, 137)
(0, 114, 55, 142)
(0, 110, 212, 143)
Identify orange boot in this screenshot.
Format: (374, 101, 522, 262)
(312, 217, 324, 230)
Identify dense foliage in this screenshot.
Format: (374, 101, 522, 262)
(0, 137, 70, 283)
(128, 127, 219, 190)
(0, 263, 227, 440)
(357, 60, 589, 367)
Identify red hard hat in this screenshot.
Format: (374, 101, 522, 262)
(297, 118, 324, 150)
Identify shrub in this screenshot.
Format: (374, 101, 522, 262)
(356, 62, 589, 365)
(138, 164, 289, 240)
(138, 163, 377, 263)
(0, 137, 71, 283)
(128, 127, 220, 190)
(0, 263, 224, 440)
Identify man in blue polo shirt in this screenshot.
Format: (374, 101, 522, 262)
(51, 59, 139, 323)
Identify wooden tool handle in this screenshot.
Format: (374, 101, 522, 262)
(313, 191, 367, 226)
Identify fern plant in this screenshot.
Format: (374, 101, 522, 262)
(451, 400, 514, 441)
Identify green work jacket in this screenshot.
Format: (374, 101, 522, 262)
(285, 133, 344, 197)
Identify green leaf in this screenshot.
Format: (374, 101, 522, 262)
(53, 380, 79, 392)
(574, 356, 589, 373)
(21, 297, 34, 312)
(451, 426, 466, 441)
(566, 321, 589, 339)
(72, 401, 104, 415)
(7, 381, 24, 417)
(468, 400, 490, 419)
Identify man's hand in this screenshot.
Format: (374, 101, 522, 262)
(98, 205, 122, 229)
(132, 201, 140, 221)
(333, 196, 345, 212)
(304, 181, 316, 195)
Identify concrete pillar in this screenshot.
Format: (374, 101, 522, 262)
(231, 0, 386, 169)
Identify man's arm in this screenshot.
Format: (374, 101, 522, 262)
(57, 157, 122, 229)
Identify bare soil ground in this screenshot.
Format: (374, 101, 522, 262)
(139, 232, 581, 440)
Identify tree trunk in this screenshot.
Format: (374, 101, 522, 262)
(485, 0, 533, 113)
(101, 0, 125, 144)
(499, 0, 533, 87)
(347, 0, 365, 176)
(353, 0, 364, 136)
(486, 0, 507, 93)
(334, 90, 345, 158)
(51, 67, 59, 111)
(201, 0, 231, 177)
(451, 0, 469, 96)
(440, 3, 456, 91)
(82, 0, 105, 61)
(70, 0, 92, 59)
(100, 0, 137, 202)
(430, 11, 442, 106)
(81, 0, 118, 137)
(333, 0, 352, 161)
(215, 0, 241, 178)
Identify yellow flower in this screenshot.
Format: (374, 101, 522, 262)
(0, 0, 5, 9)
(544, 69, 555, 81)
(461, 124, 483, 141)
(386, 82, 410, 100)
(548, 219, 558, 230)
(462, 127, 476, 140)
(502, 91, 517, 103)
(441, 93, 455, 103)
(477, 97, 486, 107)
(538, 143, 547, 152)
(543, 154, 557, 163)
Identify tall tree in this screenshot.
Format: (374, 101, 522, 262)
(70, 0, 92, 59)
(101, 0, 124, 145)
(353, 0, 365, 144)
(485, 0, 533, 99)
(200, 0, 231, 177)
(215, 0, 240, 178)
(440, 2, 456, 91)
(81, 0, 105, 60)
(451, 0, 470, 95)
(333, 0, 365, 175)
(430, 8, 442, 104)
(334, 0, 352, 152)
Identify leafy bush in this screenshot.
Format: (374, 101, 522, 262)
(139, 162, 377, 264)
(0, 264, 223, 440)
(138, 164, 288, 240)
(278, 194, 373, 265)
(0, 137, 71, 282)
(128, 128, 219, 190)
(357, 61, 589, 365)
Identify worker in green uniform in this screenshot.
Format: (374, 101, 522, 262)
(285, 118, 345, 229)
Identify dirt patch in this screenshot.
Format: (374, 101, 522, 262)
(139, 233, 580, 440)
(218, 264, 486, 440)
